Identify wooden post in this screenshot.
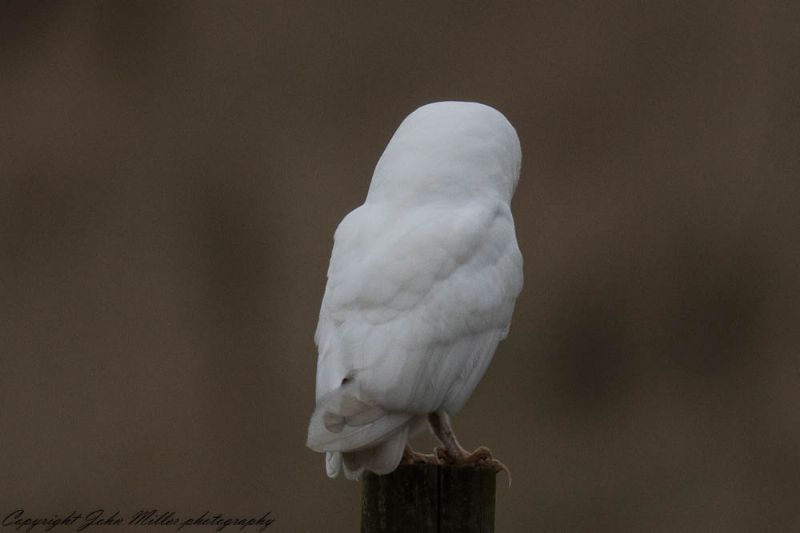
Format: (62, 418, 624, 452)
(361, 464, 496, 533)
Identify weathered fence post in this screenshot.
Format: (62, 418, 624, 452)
(361, 464, 496, 532)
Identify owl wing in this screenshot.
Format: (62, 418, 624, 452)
(307, 199, 522, 477)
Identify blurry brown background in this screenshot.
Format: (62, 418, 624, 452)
(1, 2, 798, 532)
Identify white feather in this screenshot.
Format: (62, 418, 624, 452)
(308, 101, 523, 478)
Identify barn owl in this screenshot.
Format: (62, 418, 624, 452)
(306, 101, 523, 480)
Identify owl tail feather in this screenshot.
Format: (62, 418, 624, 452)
(307, 381, 412, 478)
(326, 425, 409, 480)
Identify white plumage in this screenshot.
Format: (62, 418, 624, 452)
(307, 101, 523, 479)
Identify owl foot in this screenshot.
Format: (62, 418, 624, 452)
(400, 445, 438, 465)
(427, 410, 511, 484)
(434, 445, 512, 484)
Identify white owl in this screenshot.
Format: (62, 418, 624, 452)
(306, 101, 523, 480)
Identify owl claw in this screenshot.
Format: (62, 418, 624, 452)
(400, 446, 438, 465)
(432, 445, 512, 485)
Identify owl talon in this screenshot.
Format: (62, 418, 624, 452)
(401, 446, 438, 465)
(464, 447, 512, 485)
(430, 445, 511, 484)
